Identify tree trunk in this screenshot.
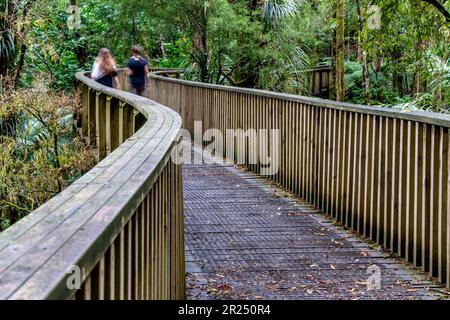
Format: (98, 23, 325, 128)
(13, 0, 35, 89)
(159, 32, 166, 58)
(335, 0, 345, 102)
(190, 3, 209, 83)
(356, 0, 370, 103)
(70, 0, 88, 67)
(413, 33, 426, 97)
(0, 0, 16, 80)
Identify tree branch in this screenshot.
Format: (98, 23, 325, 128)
(422, 0, 450, 22)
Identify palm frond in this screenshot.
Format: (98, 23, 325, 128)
(262, 0, 302, 28)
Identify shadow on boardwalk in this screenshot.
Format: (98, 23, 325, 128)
(184, 148, 448, 300)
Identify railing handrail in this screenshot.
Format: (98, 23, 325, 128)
(151, 70, 450, 128)
(0, 71, 182, 299)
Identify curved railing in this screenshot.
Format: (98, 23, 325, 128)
(149, 71, 450, 289)
(0, 70, 184, 300)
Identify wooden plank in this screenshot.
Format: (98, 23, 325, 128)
(398, 120, 408, 257)
(106, 96, 112, 156)
(317, 107, 324, 207)
(362, 115, 371, 237)
(345, 112, 354, 227)
(339, 111, 348, 224)
(83, 276, 92, 300)
(326, 108, 332, 213)
(383, 117, 393, 248)
(368, 116, 378, 241)
(413, 123, 424, 267)
(98, 257, 105, 300)
(119, 229, 125, 300)
(96, 93, 107, 161)
(88, 88, 96, 146)
(405, 121, 415, 262)
(437, 128, 448, 283)
(422, 124, 432, 273)
(109, 98, 120, 152)
(447, 134, 450, 289)
(357, 114, 367, 234)
(375, 116, 384, 243)
(390, 119, 400, 253)
(146, 193, 151, 300)
(430, 125, 439, 277)
(127, 219, 133, 300)
(334, 109, 341, 221)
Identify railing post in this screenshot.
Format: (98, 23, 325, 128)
(96, 92, 107, 160)
(132, 110, 138, 134)
(447, 135, 450, 289)
(106, 96, 112, 156)
(118, 102, 133, 143)
(104, 96, 120, 156)
(118, 102, 125, 145)
(81, 84, 89, 137)
(110, 97, 120, 153)
(87, 88, 97, 146)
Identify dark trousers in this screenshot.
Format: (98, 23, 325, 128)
(131, 85, 146, 97)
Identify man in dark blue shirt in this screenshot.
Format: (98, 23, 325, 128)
(127, 45, 149, 96)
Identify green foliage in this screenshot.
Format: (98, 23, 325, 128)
(155, 34, 191, 69)
(263, 0, 301, 29)
(0, 87, 96, 231)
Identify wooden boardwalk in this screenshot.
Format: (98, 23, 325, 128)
(184, 151, 447, 300)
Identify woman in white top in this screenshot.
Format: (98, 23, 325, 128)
(91, 48, 121, 89)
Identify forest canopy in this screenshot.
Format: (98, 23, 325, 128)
(0, 0, 448, 107)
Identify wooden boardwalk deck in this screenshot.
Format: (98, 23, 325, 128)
(183, 150, 448, 300)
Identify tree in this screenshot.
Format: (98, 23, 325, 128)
(421, 0, 450, 22)
(335, 0, 345, 101)
(356, 0, 370, 103)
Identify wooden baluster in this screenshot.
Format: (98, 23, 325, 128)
(95, 92, 107, 161)
(105, 96, 112, 156)
(88, 88, 96, 146)
(437, 127, 448, 283)
(413, 123, 424, 267)
(81, 84, 89, 137)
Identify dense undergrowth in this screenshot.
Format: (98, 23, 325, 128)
(0, 83, 96, 231)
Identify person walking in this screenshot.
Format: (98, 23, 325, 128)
(91, 48, 121, 89)
(126, 45, 149, 96)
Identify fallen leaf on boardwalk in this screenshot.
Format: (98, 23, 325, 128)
(219, 283, 232, 291)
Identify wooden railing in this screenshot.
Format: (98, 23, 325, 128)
(0, 70, 184, 300)
(149, 71, 450, 289)
(310, 65, 333, 99)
